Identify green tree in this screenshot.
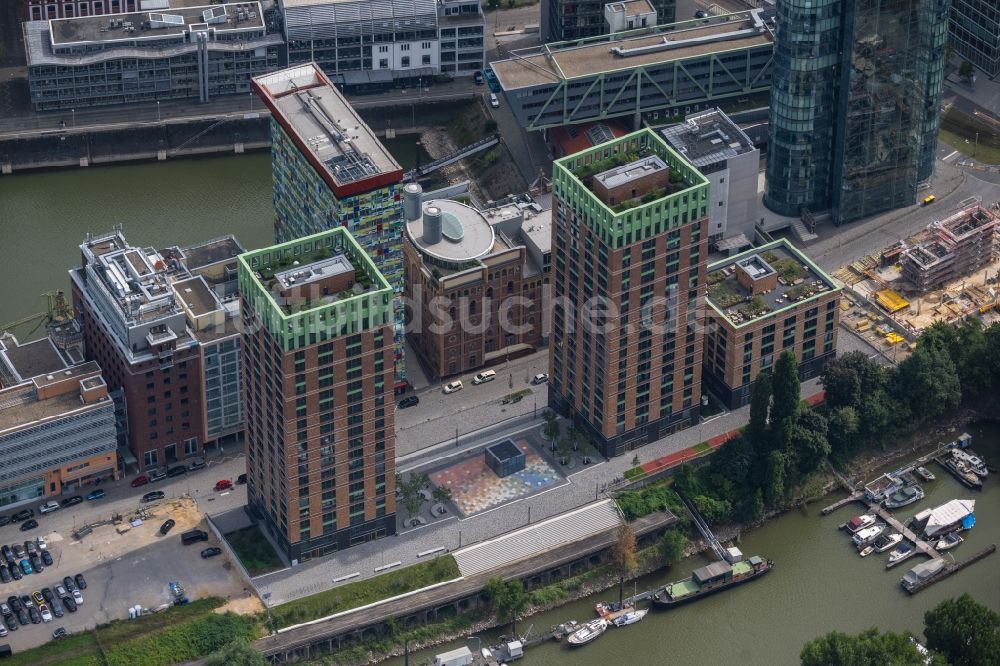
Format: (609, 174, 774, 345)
(827, 406, 860, 463)
(959, 59, 975, 79)
(893, 345, 961, 421)
(820, 357, 862, 408)
(709, 434, 753, 488)
(747, 371, 772, 447)
(204, 639, 268, 666)
(611, 523, 638, 575)
(857, 389, 896, 446)
(924, 593, 1000, 666)
(485, 577, 529, 631)
(789, 409, 830, 477)
(432, 486, 452, 504)
(770, 351, 801, 437)
(542, 410, 561, 450)
(800, 628, 934, 666)
(691, 494, 732, 525)
(658, 529, 688, 566)
(763, 449, 786, 507)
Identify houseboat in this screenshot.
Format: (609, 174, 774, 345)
(652, 556, 772, 609)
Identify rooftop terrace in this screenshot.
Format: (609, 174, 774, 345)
(252, 64, 402, 193)
(659, 108, 756, 168)
(49, 2, 264, 47)
(491, 9, 774, 90)
(0, 336, 67, 385)
(706, 240, 839, 327)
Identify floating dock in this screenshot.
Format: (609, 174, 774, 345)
(903, 544, 997, 594)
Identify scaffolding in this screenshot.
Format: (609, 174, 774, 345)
(901, 204, 1000, 292)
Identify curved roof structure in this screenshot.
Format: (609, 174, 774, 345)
(405, 199, 495, 265)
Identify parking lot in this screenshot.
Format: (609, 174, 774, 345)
(0, 459, 252, 652)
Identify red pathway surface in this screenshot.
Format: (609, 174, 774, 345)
(637, 392, 825, 477)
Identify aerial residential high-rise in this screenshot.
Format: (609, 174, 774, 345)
(950, 0, 1000, 77)
(252, 63, 408, 383)
(239, 228, 396, 562)
(765, 0, 950, 225)
(70, 230, 245, 472)
(550, 129, 710, 457)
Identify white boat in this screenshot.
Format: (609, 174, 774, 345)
(936, 532, 964, 551)
(951, 448, 988, 478)
(852, 523, 886, 546)
(844, 514, 876, 533)
(612, 609, 648, 627)
(915, 466, 935, 481)
(567, 618, 608, 646)
(873, 533, 903, 553)
(859, 545, 875, 557)
(901, 558, 946, 591)
(888, 543, 913, 564)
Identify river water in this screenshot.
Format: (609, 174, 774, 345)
(0, 156, 996, 666)
(391, 423, 1000, 666)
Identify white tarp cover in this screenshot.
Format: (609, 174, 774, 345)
(924, 499, 975, 537)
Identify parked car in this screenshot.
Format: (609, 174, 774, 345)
(214, 480, 233, 492)
(54, 585, 68, 600)
(19, 560, 31, 575)
(443, 380, 464, 394)
(398, 395, 419, 409)
(159, 519, 176, 536)
(49, 596, 63, 618)
(167, 465, 187, 478)
(61, 596, 77, 613)
(130, 475, 149, 488)
(200, 547, 222, 559)
(1, 546, 13, 565)
(531, 373, 549, 385)
(24, 541, 37, 557)
(473, 70, 484, 85)
(38, 501, 60, 515)
(0, 566, 8, 584)
(148, 468, 168, 483)
(60, 495, 83, 508)
(18, 594, 31, 609)
(63, 577, 76, 592)
(141, 491, 165, 503)
(31, 591, 44, 606)
(41, 588, 53, 604)
(237, 473, 247, 485)
(10, 509, 33, 522)
(11, 546, 23, 560)
(8, 564, 21, 581)
(86, 489, 106, 501)
(3, 616, 15, 632)
(71, 589, 83, 606)
(473, 370, 496, 384)
(74, 574, 87, 591)
(29, 554, 42, 573)
(188, 458, 206, 471)
(27, 605, 40, 624)
(20, 519, 39, 532)
(0, 516, 9, 527)
(695, 9, 708, 18)
(0, 622, 6, 637)
(38, 604, 52, 622)
(36, 536, 46, 550)
(489, 92, 500, 108)
(53, 627, 67, 640)
(40, 550, 53, 567)
(181, 529, 208, 545)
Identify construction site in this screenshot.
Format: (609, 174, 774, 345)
(832, 200, 1000, 354)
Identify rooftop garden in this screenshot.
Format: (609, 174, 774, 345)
(707, 279, 743, 309)
(738, 295, 770, 319)
(762, 252, 808, 284)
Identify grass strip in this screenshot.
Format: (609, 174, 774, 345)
(270, 555, 460, 629)
(225, 525, 285, 576)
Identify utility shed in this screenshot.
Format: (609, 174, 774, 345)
(692, 560, 732, 584)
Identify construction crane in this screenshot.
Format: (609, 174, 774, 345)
(1, 291, 74, 339)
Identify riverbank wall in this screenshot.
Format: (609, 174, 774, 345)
(253, 511, 678, 665)
(0, 101, 475, 175)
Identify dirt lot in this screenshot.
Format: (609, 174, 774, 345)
(0, 498, 248, 652)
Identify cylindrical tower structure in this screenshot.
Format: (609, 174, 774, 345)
(422, 206, 443, 245)
(403, 182, 423, 222)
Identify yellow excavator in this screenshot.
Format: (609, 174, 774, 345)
(0, 290, 75, 339)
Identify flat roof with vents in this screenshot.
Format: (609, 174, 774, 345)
(252, 64, 403, 197)
(47, 2, 264, 48)
(660, 108, 757, 167)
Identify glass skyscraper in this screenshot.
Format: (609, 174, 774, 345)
(765, 0, 950, 225)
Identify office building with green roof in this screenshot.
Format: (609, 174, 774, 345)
(238, 227, 396, 562)
(549, 128, 710, 457)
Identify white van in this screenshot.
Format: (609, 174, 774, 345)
(472, 370, 496, 384)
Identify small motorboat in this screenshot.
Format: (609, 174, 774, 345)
(481, 647, 494, 660)
(874, 533, 903, 553)
(852, 523, 886, 546)
(859, 545, 875, 557)
(884, 485, 924, 509)
(845, 514, 876, 533)
(888, 543, 913, 564)
(612, 608, 648, 627)
(915, 466, 936, 482)
(936, 532, 964, 551)
(567, 618, 608, 646)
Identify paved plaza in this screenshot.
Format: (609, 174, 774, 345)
(430, 439, 563, 517)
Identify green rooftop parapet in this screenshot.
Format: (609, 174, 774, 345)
(552, 128, 710, 249)
(238, 228, 393, 352)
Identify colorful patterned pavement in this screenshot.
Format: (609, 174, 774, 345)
(430, 439, 563, 517)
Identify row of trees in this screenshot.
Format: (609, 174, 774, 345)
(673, 318, 1000, 526)
(801, 593, 1000, 666)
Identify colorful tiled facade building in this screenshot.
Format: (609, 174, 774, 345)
(252, 64, 407, 382)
